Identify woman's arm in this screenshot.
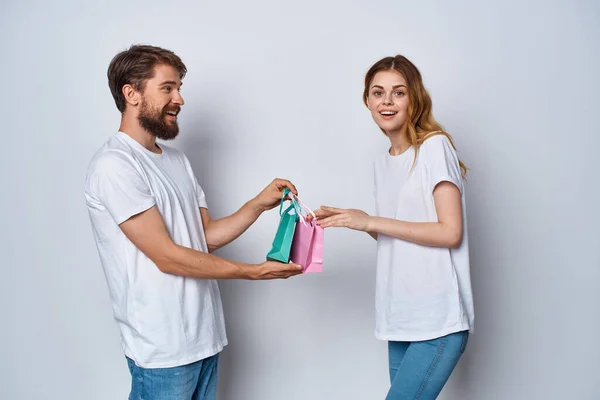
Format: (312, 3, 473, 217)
(314, 207, 378, 240)
(317, 181, 463, 248)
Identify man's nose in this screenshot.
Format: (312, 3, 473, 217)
(172, 91, 184, 106)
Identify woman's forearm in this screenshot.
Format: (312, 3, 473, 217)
(367, 216, 462, 248)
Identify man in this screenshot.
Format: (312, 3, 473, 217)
(84, 44, 302, 399)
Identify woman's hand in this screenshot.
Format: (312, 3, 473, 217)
(315, 206, 372, 232)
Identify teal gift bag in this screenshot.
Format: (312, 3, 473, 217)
(266, 189, 300, 263)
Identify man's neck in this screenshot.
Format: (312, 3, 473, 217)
(119, 115, 160, 153)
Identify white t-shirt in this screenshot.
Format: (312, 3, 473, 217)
(85, 132, 227, 368)
(373, 134, 474, 342)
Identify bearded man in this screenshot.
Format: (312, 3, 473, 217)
(84, 44, 301, 400)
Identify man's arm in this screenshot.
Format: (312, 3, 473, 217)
(119, 206, 302, 280)
(200, 201, 262, 253)
(201, 178, 298, 252)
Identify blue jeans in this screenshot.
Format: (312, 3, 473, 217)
(126, 354, 220, 400)
(387, 331, 469, 400)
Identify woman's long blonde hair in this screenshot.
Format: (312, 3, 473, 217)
(363, 55, 468, 179)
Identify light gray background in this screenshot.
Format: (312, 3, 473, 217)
(2, 0, 599, 399)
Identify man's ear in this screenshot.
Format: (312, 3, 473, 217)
(122, 84, 140, 107)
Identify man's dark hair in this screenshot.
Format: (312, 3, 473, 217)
(107, 45, 187, 112)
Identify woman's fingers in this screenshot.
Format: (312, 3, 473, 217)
(318, 214, 346, 228)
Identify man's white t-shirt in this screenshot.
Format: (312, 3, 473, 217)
(85, 132, 227, 368)
(373, 134, 474, 342)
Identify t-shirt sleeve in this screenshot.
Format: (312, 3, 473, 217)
(193, 175, 208, 209)
(373, 161, 377, 198)
(181, 153, 208, 209)
(423, 135, 463, 195)
(87, 152, 156, 225)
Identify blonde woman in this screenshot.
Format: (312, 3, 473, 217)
(316, 56, 473, 399)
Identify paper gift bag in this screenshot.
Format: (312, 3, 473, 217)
(289, 194, 324, 273)
(266, 189, 299, 263)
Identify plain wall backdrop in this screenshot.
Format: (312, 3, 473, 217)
(2, 0, 599, 399)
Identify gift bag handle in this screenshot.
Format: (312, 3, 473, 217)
(279, 188, 302, 217)
(289, 193, 317, 226)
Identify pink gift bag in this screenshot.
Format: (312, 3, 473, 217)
(289, 194, 324, 273)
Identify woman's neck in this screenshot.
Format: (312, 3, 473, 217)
(387, 128, 411, 156)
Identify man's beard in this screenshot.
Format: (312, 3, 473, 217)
(138, 98, 180, 140)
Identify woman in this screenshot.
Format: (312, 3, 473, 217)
(316, 55, 474, 399)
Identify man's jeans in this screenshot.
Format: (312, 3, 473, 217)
(126, 353, 220, 400)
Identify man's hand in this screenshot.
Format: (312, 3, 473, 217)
(244, 261, 303, 280)
(252, 178, 298, 212)
(315, 206, 372, 232)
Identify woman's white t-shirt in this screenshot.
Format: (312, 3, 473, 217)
(373, 134, 474, 342)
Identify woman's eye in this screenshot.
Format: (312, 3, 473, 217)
(394, 91, 404, 96)
(373, 91, 382, 96)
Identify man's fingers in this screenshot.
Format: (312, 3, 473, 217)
(265, 261, 302, 272)
(273, 263, 302, 278)
(285, 263, 303, 272)
(274, 179, 298, 196)
(269, 272, 301, 280)
(269, 266, 303, 279)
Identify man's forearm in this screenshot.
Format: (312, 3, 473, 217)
(156, 241, 254, 279)
(205, 198, 264, 251)
(118, 205, 292, 280)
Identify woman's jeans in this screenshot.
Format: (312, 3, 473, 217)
(387, 330, 469, 399)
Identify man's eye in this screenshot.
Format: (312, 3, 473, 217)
(163, 87, 172, 93)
